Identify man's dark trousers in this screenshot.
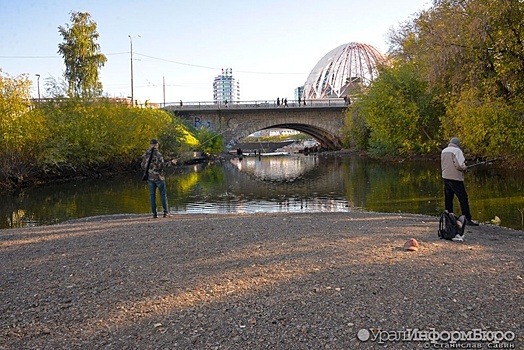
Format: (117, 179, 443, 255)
(443, 178, 472, 221)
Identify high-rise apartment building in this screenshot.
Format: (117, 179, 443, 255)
(294, 86, 304, 100)
(213, 68, 240, 103)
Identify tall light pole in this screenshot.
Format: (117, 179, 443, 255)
(35, 74, 41, 101)
(128, 35, 141, 106)
(128, 35, 134, 106)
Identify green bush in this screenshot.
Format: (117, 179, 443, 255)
(0, 71, 45, 184)
(1, 96, 223, 190)
(344, 103, 369, 150)
(347, 62, 443, 157)
(34, 99, 172, 169)
(444, 88, 524, 158)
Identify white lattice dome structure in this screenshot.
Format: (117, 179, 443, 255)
(303, 42, 386, 99)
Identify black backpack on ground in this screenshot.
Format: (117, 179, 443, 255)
(438, 210, 466, 240)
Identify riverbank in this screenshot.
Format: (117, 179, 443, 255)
(1, 211, 522, 349)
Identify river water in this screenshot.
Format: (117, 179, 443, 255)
(1, 154, 523, 230)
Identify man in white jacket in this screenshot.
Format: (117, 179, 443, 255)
(441, 137, 479, 226)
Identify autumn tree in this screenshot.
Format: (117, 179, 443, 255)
(377, 0, 524, 158)
(58, 12, 107, 98)
(348, 61, 443, 156)
(389, 0, 524, 101)
(0, 70, 47, 186)
(0, 70, 31, 155)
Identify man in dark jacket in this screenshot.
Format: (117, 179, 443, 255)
(141, 139, 176, 218)
(441, 137, 479, 226)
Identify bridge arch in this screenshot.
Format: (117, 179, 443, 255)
(241, 123, 342, 150)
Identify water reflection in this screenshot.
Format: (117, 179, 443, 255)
(169, 155, 349, 215)
(1, 154, 523, 230)
(231, 155, 319, 182)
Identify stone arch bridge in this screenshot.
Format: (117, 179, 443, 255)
(163, 99, 347, 150)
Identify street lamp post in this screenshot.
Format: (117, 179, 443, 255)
(35, 74, 41, 101)
(128, 35, 134, 106)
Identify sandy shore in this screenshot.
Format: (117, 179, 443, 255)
(1, 211, 523, 349)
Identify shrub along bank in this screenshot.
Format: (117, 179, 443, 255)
(0, 98, 222, 192)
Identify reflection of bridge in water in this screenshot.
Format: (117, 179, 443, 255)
(163, 98, 348, 150)
(230, 155, 319, 182)
(172, 155, 351, 214)
(223, 155, 348, 194)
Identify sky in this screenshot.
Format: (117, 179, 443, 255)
(0, 0, 432, 105)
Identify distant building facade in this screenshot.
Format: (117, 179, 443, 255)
(213, 68, 240, 103)
(294, 86, 304, 100)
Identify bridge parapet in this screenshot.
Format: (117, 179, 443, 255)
(164, 98, 346, 112)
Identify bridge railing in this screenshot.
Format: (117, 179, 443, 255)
(164, 98, 348, 110)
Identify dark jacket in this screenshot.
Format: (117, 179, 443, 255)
(141, 148, 170, 181)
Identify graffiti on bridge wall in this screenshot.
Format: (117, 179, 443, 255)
(193, 116, 213, 130)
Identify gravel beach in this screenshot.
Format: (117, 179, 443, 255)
(1, 211, 523, 349)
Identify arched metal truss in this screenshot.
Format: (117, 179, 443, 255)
(303, 42, 385, 99)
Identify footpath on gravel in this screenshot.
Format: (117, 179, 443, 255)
(1, 211, 523, 349)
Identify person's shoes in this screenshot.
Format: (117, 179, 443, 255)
(466, 220, 479, 226)
(163, 213, 171, 218)
(153, 214, 158, 218)
(452, 234, 464, 242)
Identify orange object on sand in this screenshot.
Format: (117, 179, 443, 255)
(404, 238, 420, 251)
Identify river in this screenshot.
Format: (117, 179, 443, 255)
(1, 154, 523, 230)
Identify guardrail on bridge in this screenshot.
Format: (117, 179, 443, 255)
(164, 98, 348, 110)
